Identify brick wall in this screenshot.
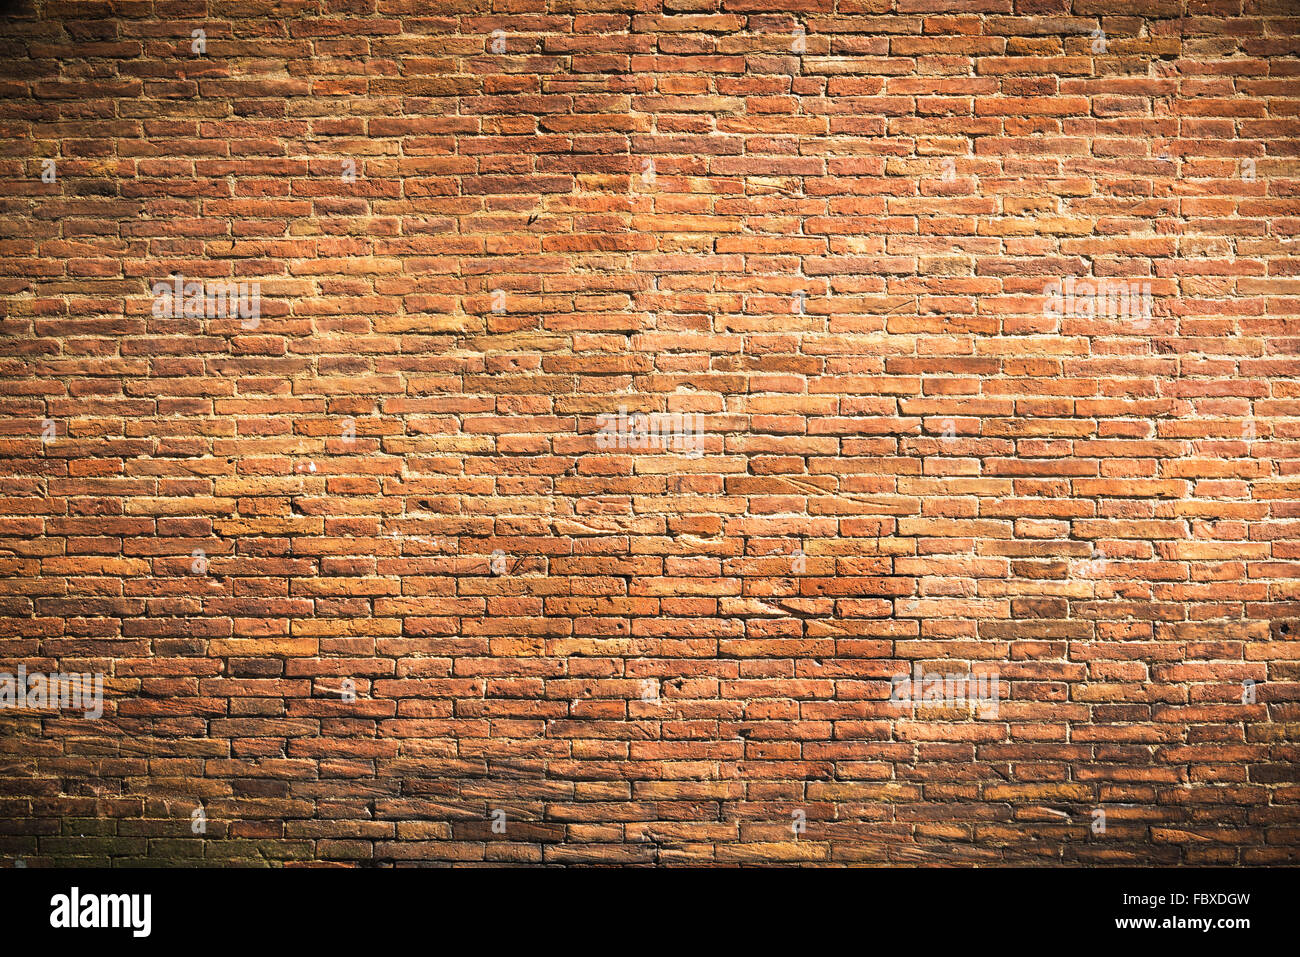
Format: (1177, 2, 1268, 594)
(1, 0, 1298, 866)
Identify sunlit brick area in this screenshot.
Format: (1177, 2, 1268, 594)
(1, 0, 1298, 866)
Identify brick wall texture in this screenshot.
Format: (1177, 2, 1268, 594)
(2, 0, 1300, 867)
